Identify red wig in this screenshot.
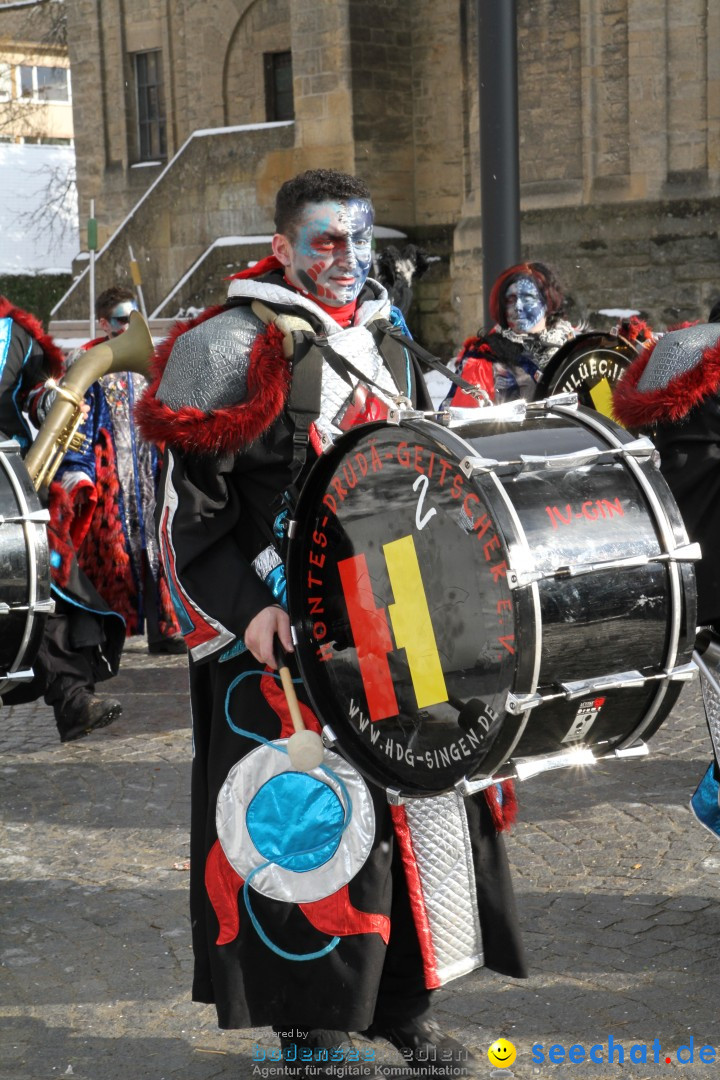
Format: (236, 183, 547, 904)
(489, 262, 566, 329)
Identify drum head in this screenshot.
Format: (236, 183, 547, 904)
(286, 420, 530, 798)
(535, 332, 637, 418)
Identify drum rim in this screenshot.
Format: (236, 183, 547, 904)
(0, 447, 49, 682)
(287, 406, 696, 791)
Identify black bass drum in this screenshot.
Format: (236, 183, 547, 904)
(285, 400, 697, 798)
(0, 440, 53, 696)
(535, 332, 638, 419)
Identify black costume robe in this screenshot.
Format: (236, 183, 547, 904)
(137, 273, 526, 1031)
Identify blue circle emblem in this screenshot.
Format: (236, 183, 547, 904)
(246, 772, 345, 872)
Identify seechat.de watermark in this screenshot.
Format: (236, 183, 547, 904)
(531, 1036, 718, 1066)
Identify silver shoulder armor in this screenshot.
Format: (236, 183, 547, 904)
(156, 306, 265, 411)
(637, 323, 720, 393)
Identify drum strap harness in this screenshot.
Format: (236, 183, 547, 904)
(246, 298, 492, 548)
(381, 322, 494, 403)
(249, 301, 404, 519)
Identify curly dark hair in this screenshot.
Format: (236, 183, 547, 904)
(489, 262, 566, 329)
(274, 169, 373, 237)
(96, 285, 135, 320)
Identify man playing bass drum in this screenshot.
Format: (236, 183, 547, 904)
(138, 169, 526, 1079)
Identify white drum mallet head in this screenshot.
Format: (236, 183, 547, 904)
(274, 639, 324, 771)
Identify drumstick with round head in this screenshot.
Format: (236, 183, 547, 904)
(274, 639, 325, 771)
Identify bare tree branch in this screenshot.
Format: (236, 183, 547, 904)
(0, 0, 68, 138)
(14, 156, 78, 255)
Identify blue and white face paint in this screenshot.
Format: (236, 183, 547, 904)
(504, 277, 547, 334)
(283, 198, 374, 306)
(103, 299, 137, 337)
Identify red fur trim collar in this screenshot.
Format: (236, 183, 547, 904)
(0, 296, 64, 378)
(136, 305, 291, 455)
(228, 254, 283, 280)
(613, 334, 720, 428)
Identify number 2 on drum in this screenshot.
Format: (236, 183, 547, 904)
(413, 474, 437, 531)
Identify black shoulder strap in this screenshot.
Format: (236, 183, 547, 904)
(381, 321, 492, 401)
(283, 333, 325, 491)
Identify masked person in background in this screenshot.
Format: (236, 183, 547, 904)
(0, 295, 124, 741)
(137, 169, 526, 1080)
(446, 261, 576, 406)
(55, 286, 183, 655)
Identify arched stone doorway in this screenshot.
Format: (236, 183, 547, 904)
(223, 0, 292, 126)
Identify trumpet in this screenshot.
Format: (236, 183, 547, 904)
(25, 311, 155, 491)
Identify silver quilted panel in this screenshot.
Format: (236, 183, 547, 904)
(403, 792, 484, 984)
(157, 307, 264, 410)
(637, 324, 720, 392)
(700, 663, 720, 764)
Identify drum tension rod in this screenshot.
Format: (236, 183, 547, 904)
(457, 740, 652, 795)
(526, 393, 578, 410)
(0, 669, 35, 684)
(0, 599, 55, 616)
(459, 439, 657, 481)
(0, 509, 51, 525)
(508, 542, 702, 589)
(461, 437, 658, 481)
(611, 742, 650, 760)
(506, 662, 696, 713)
(519, 436, 657, 470)
(386, 407, 426, 425)
(442, 399, 528, 427)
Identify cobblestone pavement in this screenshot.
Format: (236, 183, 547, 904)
(2, 638, 720, 1080)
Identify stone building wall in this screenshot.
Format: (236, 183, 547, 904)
(409, 0, 467, 230)
(57, 0, 719, 350)
(450, 0, 720, 350)
(224, 0, 292, 126)
(57, 123, 295, 320)
(347, 0, 414, 224)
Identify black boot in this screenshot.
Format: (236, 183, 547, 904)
(364, 1016, 481, 1077)
(56, 693, 122, 743)
(279, 1029, 389, 1079)
(148, 634, 187, 655)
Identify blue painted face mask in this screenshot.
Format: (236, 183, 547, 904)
(105, 300, 138, 338)
(286, 198, 374, 306)
(504, 278, 547, 333)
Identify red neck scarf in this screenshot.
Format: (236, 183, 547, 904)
(296, 288, 357, 328)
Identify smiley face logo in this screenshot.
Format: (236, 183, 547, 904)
(488, 1038, 517, 1068)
